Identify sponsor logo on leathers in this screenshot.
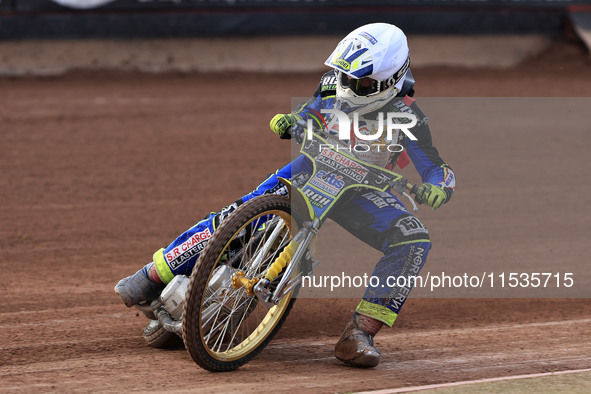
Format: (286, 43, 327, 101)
(395, 216, 428, 236)
(309, 170, 345, 196)
(165, 228, 212, 269)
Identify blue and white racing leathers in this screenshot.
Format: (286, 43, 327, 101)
(152, 71, 456, 327)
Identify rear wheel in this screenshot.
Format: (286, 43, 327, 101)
(182, 194, 300, 371)
(143, 320, 183, 349)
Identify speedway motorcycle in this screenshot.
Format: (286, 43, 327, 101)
(135, 124, 418, 371)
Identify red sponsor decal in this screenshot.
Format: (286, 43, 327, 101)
(165, 228, 211, 262)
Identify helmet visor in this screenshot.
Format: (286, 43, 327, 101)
(338, 72, 382, 97)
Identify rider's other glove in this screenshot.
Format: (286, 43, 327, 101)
(270, 114, 300, 139)
(415, 183, 448, 210)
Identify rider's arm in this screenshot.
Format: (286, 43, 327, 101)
(404, 102, 456, 204)
(271, 71, 337, 138)
(292, 71, 338, 128)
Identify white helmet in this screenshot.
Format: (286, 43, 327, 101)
(325, 23, 410, 115)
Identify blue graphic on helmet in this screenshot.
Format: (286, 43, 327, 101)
(330, 41, 373, 78)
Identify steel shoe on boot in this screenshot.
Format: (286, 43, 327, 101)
(335, 313, 383, 368)
(114, 263, 165, 307)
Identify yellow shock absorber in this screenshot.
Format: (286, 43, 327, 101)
(264, 240, 298, 282)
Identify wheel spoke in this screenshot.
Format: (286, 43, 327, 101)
(210, 289, 249, 351)
(225, 296, 258, 352)
(202, 279, 235, 342)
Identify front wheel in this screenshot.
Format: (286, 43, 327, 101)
(182, 194, 300, 371)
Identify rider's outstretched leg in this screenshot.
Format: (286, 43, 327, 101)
(335, 238, 431, 367)
(330, 191, 432, 367)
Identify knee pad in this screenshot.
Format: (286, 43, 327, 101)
(385, 214, 430, 248)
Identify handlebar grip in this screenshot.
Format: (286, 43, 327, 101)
(290, 120, 308, 144)
(407, 183, 419, 195)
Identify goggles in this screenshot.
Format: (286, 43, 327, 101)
(337, 56, 411, 97)
(338, 72, 383, 97)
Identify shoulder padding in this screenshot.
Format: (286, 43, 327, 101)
(315, 70, 337, 98)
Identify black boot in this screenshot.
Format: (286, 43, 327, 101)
(335, 313, 383, 368)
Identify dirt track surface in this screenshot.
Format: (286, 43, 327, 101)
(1, 41, 590, 392)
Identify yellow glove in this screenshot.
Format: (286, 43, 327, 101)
(415, 183, 448, 210)
(270, 114, 300, 139)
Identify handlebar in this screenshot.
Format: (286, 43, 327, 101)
(290, 120, 308, 143)
(401, 183, 419, 212)
(390, 181, 419, 212)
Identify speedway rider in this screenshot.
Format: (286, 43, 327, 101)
(115, 23, 456, 368)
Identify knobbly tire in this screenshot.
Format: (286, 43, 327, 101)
(182, 194, 300, 372)
(143, 320, 184, 349)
